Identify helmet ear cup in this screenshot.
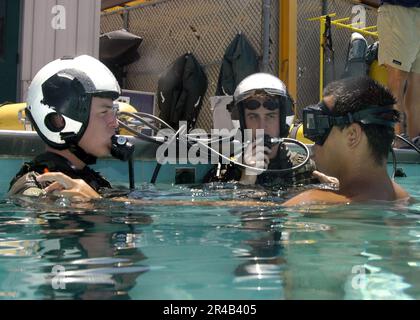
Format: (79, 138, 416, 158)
(279, 96, 289, 138)
(44, 112, 66, 132)
(227, 100, 240, 120)
(280, 94, 295, 137)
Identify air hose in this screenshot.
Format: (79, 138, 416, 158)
(118, 111, 311, 184)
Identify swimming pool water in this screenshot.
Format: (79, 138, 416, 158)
(0, 164, 419, 300)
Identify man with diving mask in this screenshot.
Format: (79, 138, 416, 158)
(284, 76, 409, 205)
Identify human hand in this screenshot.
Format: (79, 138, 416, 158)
(36, 172, 101, 201)
(312, 170, 339, 187)
(243, 138, 271, 170)
(240, 139, 271, 184)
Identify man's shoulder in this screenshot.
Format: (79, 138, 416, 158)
(392, 181, 411, 201)
(33, 152, 73, 169)
(282, 188, 350, 206)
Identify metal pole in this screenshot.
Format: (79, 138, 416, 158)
(122, 8, 129, 89)
(320, 0, 328, 99)
(128, 155, 135, 190)
(262, 0, 271, 72)
(123, 7, 129, 30)
(319, 17, 325, 100)
(322, 0, 328, 16)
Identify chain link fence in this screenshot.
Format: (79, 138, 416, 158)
(101, 0, 279, 132)
(297, 0, 378, 117)
(101, 0, 379, 127)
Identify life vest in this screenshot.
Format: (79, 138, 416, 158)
(255, 145, 316, 189)
(157, 53, 208, 131)
(9, 152, 111, 193)
(215, 33, 259, 96)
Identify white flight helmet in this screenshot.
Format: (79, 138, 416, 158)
(231, 73, 294, 137)
(26, 55, 121, 150)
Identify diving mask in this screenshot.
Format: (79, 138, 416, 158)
(302, 101, 400, 146)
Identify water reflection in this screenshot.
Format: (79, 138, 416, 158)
(228, 206, 287, 296)
(1, 184, 420, 300)
(1, 198, 152, 300)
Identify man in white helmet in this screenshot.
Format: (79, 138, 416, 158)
(8, 55, 133, 200)
(205, 73, 336, 189)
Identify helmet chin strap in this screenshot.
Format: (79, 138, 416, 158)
(69, 144, 97, 165)
(68, 136, 135, 165)
(64, 134, 134, 165)
(61, 132, 97, 165)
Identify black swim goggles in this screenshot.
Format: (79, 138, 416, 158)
(240, 98, 281, 111)
(302, 101, 400, 146)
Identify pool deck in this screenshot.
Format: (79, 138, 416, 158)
(1, 130, 419, 164)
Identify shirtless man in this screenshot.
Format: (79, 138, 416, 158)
(283, 76, 409, 206)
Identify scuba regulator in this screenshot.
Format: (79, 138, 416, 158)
(111, 135, 135, 161)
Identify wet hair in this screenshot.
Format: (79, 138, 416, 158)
(323, 76, 397, 165)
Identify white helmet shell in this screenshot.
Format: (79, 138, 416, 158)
(233, 72, 288, 103)
(26, 55, 120, 149)
(232, 73, 294, 137)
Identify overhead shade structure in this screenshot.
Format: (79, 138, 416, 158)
(99, 29, 143, 86)
(101, 0, 130, 11)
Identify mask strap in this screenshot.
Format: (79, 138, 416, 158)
(331, 106, 399, 128)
